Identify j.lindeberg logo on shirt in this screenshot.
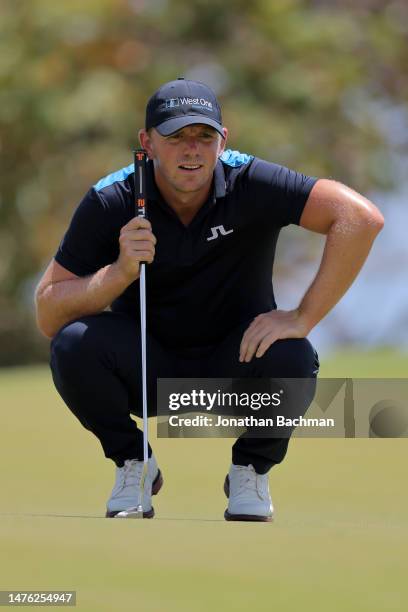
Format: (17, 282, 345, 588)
(206, 225, 234, 241)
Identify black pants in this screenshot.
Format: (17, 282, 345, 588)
(50, 311, 319, 474)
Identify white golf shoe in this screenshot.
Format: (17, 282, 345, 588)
(105, 454, 163, 518)
(224, 464, 273, 522)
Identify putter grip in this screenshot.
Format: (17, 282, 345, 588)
(134, 149, 147, 219)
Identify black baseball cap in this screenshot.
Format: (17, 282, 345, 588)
(145, 77, 225, 138)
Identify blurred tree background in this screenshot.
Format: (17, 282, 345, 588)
(1, 0, 407, 365)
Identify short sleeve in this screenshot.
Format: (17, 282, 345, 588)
(246, 158, 318, 227)
(54, 188, 116, 276)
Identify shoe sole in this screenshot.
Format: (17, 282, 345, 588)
(105, 469, 164, 519)
(223, 475, 273, 523)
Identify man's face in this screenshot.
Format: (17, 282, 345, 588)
(139, 124, 228, 195)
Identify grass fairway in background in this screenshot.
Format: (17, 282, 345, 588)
(1, 350, 407, 611)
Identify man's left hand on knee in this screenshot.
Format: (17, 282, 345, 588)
(239, 309, 310, 363)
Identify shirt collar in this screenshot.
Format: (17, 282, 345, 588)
(145, 159, 161, 202)
(213, 157, 227, 199)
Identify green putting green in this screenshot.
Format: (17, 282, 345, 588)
(1, 353, 407, 611)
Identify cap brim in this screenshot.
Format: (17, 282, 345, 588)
(155, 116, 225, 138)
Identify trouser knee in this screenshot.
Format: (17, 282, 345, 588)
(253, 337, 319, 378)
(50, 319, 95, 381)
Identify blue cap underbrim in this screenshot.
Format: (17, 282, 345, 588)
(154, 115, 225, 138)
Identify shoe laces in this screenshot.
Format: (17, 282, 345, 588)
(235, 465, 258, 496)
(233, 465, 269, 500)
(117, 459, 144, 492)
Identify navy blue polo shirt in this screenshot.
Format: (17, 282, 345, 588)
(54, 149, 318, 348)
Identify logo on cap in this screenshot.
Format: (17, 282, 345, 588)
(165, 97, 213, 111)
(166, 98, 180, 108)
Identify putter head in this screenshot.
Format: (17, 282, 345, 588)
(113, 505, 144, 519)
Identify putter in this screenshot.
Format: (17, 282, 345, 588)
(134, 148, 149, 518)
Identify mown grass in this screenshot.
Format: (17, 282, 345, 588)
(0, 352, 407, 611)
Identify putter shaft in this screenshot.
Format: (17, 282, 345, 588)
(134, 149, 149, 518)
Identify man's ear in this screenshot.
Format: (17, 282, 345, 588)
(138, 129, 154, 158)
